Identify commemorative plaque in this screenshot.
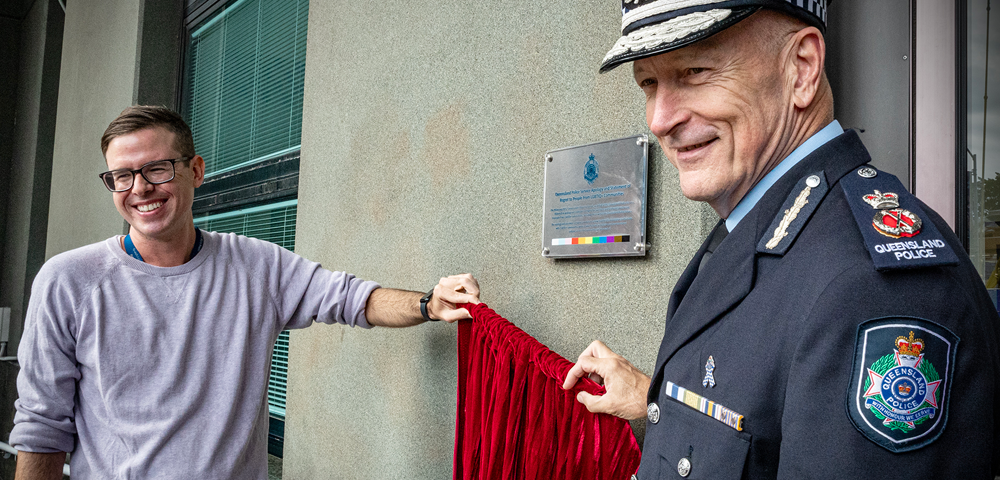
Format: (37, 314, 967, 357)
(542, 135, 649, 258)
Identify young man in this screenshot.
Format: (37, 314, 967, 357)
(564, 1, 1000, 478)
(11, 106, 480, 479)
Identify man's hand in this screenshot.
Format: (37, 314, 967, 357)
(426, 273, 480, 323)
(562, 340, 651, 420)
(365, 274, 480, 327)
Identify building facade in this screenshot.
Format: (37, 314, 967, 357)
(0, 0, 993, 478)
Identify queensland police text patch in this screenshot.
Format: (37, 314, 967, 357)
(840, 167, 958, 270)
(846, 317, 958, 453)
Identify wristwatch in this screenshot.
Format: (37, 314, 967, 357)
(420, 288, 438, 322)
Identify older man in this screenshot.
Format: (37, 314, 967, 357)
(564, 1, 1000, 478)
(10, 106, 480, 479)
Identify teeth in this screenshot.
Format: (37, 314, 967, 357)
(681, 140, 713, 152)
(137, 201, 163, 213)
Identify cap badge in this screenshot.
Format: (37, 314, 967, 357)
(702, 355, 716, 388)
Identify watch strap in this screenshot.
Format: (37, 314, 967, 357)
(420, 288, 438, 322)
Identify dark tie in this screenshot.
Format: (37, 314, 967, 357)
(698, 222, 729, 275)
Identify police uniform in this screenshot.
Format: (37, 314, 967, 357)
(599, 0, 1000, 478)
(636, 130, 1000, 479)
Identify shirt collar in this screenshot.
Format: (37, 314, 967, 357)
(724, 120, 844, 232)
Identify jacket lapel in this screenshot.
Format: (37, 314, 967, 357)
(648, 130, 872, 396)
(657, 208, 758, 365)
(665, 220, 723, 319)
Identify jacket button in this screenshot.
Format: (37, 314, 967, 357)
(677, 457, 692, 477)
(647, 402, 660, 424)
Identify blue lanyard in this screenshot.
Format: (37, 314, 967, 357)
(123, 228, 203, 263)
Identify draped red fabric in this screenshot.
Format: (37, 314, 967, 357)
(454, 303, 641, 480)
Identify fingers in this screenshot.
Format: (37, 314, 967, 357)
(427, 274, 481, 323)
(579, 339, 612, 360)
(576, 391, 603, 413)
(435, 274, 481, 305)
(564, 341, 613, 390)
(434, 304, 473, 323)
(563, 362, 587, 390)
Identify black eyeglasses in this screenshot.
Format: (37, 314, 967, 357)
(98, 157, 192, 192)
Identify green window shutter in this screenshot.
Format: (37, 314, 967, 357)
(185, 0, 309, 176)
(194, 199, 298, 418)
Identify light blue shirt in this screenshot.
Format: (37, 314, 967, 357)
(725, 120, 844, 232)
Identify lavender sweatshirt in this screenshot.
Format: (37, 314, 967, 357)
(11, 231, 380, 479)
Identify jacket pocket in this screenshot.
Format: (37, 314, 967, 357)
(641, 397, 751, 479)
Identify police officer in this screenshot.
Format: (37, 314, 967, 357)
(562, 1, 1000, 478)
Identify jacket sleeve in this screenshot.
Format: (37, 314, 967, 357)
(9, 265, 80, 453)
(775, 264, 1000, 478)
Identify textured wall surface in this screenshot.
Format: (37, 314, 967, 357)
(44, 0, 140, 259)
(285, 2, 712, 478)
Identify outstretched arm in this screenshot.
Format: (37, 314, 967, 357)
(15, 451, 65, 480)
(563, 340, 650, 420)
(365, 274, 480, 327)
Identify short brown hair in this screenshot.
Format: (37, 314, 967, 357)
(101, 105, 196, 157)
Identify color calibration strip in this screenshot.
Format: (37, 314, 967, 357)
(552, 235, 630, 246)
(665, 381, 744, 431)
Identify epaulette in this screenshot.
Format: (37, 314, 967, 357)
(757, 171, 831, 255)
(840, 166, 958, 271)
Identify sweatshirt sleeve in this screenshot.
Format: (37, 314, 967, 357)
(258, 239, 381, 330)
(10, 264, 80, 453)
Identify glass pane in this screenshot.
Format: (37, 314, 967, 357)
(967, 0, 1000, 311)
(185, 0, 309, 176)
(194, 199, 298, 418)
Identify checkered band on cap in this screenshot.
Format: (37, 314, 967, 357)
(602, 0, 829, 72)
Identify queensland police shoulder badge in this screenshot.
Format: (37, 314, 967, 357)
(846, 317, 959, 452)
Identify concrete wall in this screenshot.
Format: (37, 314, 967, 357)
(44, 0, 143, 259)
(284, 2, 711, 478)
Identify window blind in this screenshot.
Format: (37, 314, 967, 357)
(185, 0, 309, 176)
(194, 199, 298, 418)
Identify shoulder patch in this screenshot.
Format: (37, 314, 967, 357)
(846, 317, 959, 453)
(757, 172, 830, 255)
(840, 166, 959, 271)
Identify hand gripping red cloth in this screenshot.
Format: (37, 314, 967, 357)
(454, 303, 641, 480)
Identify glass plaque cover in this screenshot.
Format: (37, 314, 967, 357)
(542, 135, 649, 258)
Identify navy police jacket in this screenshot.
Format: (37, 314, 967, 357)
(636, 130, 1000, 479)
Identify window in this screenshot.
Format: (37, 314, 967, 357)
(185, 0, 308, 176)
(182, 0, 309, 459)
(965, 0, 998, 312)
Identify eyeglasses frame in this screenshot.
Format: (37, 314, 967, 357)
(98, 157, 194, 192)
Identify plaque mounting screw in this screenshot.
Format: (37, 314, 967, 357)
(634, 242, 651, 252)
(545, 154, 553, 162)
(542, 247, 550, 255)
(637, 136, 647, 146)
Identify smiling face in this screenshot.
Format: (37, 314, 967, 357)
(104, 126, 205, 245)
(633, 12, 799, 217)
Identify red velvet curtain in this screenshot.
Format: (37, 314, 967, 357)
(454, 303, 641, 480)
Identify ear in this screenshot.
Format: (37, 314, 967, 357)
(787, 26, 825, 110)
(191, 155, 206, 188)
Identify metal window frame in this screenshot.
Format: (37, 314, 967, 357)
(957, 0, 971, 252)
